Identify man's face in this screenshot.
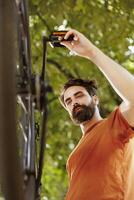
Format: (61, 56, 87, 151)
(64, 86, 98, 124)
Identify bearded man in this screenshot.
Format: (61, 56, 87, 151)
(59, 29, 134, 200)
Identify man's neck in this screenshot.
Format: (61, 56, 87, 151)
(80, 108, 103, 134)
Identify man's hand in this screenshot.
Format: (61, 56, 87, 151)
(61, 29, 96, 59)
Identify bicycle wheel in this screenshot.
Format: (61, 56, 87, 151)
(16, 0, 49, 199)
(16, 0, 37, 199)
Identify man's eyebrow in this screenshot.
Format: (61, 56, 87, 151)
(64, 91, 84, 103)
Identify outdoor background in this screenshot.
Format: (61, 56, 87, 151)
(29, 0, 134, 199)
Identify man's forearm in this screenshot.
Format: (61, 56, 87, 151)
(88, 46, 134, 104)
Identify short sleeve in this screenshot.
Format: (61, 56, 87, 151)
(107, 107, 134, 144)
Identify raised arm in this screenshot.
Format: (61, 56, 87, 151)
(61, 29, 134, 127)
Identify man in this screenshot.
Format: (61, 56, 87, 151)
(59, 29, 134, 200)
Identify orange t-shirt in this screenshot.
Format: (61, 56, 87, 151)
(65, 107, 134, 200)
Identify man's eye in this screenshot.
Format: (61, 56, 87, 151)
(76, 94, 83, 98)
(66, 100, 71, 105)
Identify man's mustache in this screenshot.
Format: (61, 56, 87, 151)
(73, 104, 84, 113)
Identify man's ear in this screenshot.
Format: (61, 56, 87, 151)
(92, 95, 99, 105)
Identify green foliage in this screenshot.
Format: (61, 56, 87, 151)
(28, 0, 134, 199)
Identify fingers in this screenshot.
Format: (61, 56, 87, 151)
(64, 29, 79, 41)
(61, 41, 77, 56)
(74, 35, 79, 41)
(64, 30, 74, 40)
(60, 41, 73, 50)
(60, 29, 81, 52)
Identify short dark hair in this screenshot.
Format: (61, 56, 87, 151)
(59, 78, 98, 108)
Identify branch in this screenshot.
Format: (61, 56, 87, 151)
(36, 11, 52, 33)
(30, 3, 52, 33)
(104, 0, 109, 10)
(47, 59, 75, 79)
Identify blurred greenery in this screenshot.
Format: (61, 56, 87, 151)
(28, 0, 134, 199)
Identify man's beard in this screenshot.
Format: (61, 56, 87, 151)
(71, 102, 95, 125)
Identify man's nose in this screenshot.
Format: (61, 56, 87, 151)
(72, 102, 80, 110)
(73, 103, 79, 107)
